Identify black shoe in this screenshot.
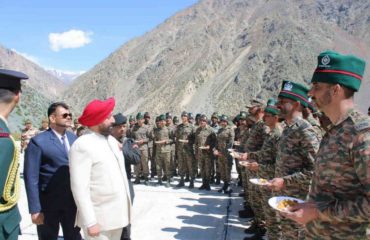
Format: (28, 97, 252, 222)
(134, 178, 140, 184)
(162, 176, 167, 181)
(185, 176, 190, 182)
(244, 221, 257, 234)
(188, 180, 194, 189)
(218, 183, 227, 193)
(198, 184, 206, 190)
(239, 207, 254, 219)
(238, 179, 243, 186)
(224, 185, 232, 194)
(157, 180, 163, 185)
(215, 177, 221, 185)
(205, 183, 211, 191)
(209, 178, 215, 184)
(176, 179, 185, 187)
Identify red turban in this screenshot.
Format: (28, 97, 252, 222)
(78, 97, 115, 127)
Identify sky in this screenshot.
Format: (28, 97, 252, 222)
(0, 0, 198, 74)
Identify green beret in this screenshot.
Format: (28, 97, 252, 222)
(173, 116, 179, 123)
(181, 111, 188, 117)
(188, 112, 194, 119)
(136, 112, 144, 120)
(278, 80, 309, 107)
(211, 112, 219, 119)
(165, 112, 172, 119)
(144, 112, 150, 118)
(311, 50, 366, 92)
(155, 116, 160, 122)
(264, 98, 280, 115)
(158, 114, 166, 121)
(129, 115, 135, 121)
(200, 114, 207, 121)
(239, 111, 248, 120)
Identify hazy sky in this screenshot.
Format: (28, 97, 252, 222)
(0, 0, 198, 74)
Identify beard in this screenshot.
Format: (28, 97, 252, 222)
(99, 124, 113, 136)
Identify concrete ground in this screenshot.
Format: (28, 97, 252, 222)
(17, 150, 252, 240)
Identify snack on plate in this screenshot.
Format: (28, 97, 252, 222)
(259, 178, 268, 184)
(277, 199, 298, 210)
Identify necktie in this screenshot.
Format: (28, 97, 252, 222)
(61, 135, 69, 154)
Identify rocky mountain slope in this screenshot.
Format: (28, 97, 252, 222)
(0, 45, 66, 131)
(64, 0, 370, 117)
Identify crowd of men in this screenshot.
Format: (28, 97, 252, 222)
(0, 49, 369, 240)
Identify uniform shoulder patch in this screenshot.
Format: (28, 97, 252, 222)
(350, 110, 370, 132)
(354, 120, 370, 132)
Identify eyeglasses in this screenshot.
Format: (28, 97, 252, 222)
(60, 113, 72, 119)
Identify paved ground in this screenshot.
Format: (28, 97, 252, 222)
(17, 150, 251, 240)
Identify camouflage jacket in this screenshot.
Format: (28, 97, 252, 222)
(21, 127, 38, 148)
(305, 109, 370, 239)
(249, 126, 282, 179)
(274, 117, 320, 199)
(236, 126, 249, 152)
(175, 123, 195, 151)
(152, 126, 174, 153)
(216, 126, 235, 155)
(244, 119, 269, 152)
(306, 115, 324, 142)
(129, 124, 151, 150)
(194, 125, 216, 156)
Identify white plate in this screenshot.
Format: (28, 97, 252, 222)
(227, 148, 235, 152)
(234, 141, 240, 146)
(268, 196, 305, 213)
(230, 152, 240, 158)
(249, 178, 269, 186)
(238, 161, 250, 167)
(198, 146, 208, 150)
(155, 140, 166, 144)
(178, 139, 188, 143)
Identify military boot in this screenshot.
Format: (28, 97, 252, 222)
(162, 175, 167, 181)
(188, 178, 194, 189)
(157, 179, 163, 185)
(134, 177, 140, 184)
(218, 182, 227, 193)
(215, 176, 221, 185)
(185, 175, 190, 182)
(205, 180, 211, 191)
(176, 177, 185, 187)
(144, 177, 149, 185)
(224, 182, 232, 194)
(198, 180, 206, 190)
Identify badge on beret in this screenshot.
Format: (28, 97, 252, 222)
(283, 81, 293, 91)
(320, 55, 331, 67)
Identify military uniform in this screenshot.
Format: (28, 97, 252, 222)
(0, 69, 28, 240)
(215, 120, 234, 192)
(130, 123, 152, 183)
(20, 124, 38, 153)
(152, 124, 174, 184)
(275, 117, 320, 239)
(210, 119, 220, 183)
(175, 120, 196, 187)
(194, 124, 216, 189)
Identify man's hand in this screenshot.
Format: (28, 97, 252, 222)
(31, 213, 44, 225)
(238, 152, 248, 161)
(282, 202, 320, 225)
(247, 161, 259, 171)
(132, 144, 139, 149)
(87, 224, 100, 237)
(267, 177, 285, 191)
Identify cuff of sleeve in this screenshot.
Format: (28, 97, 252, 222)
(85, 221, 98, 228)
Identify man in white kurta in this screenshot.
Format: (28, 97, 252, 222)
(69, 97, 132, 240)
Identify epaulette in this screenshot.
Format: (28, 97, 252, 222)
(349, 110, 370, 132)
(0, 132, 10, 138)
(354, 120, 370, 132)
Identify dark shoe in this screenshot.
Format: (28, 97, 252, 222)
(188, 179, 194, 189)
(218, 183, 227, 193)
(162, 176, 167, 181)
(239, 207, 254, 219)
(198, 184, 206, 190)
(185, 175, 190, 182)
(209, 178, 215, 184)
(176, 178, 185, 187)
(244, 221, 257, 234)
(238, 178, 243, 186)
(134, 178, 140, 184)
(144, 177, 149, 185)
(224, 185, 232, 194)
(157, 180, 163, 185)
(215, 177, 221, 185)
(205, 183, 211, 191)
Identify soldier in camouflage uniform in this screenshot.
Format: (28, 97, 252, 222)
(175, 111, 196, 188)
(210, 112, 221, 184)
(285, 51, 369, 239)
(129, 112, 152, 185)
(267, 80, 321, 240)
(240, 99, 282, 239)
(20, 119, 38, 153)
(166, 112, 177, 178)
(144, 112, 156, 178)
(213, 115, 234, 194)
(240, 99, 270, 236)
(194, 115, 216, 191)
(303, 97, 324, 141)
(38, 118, 49, 133)
(152, 114, 174, 187)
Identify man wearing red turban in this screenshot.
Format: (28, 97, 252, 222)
(69, 98, 132, 240)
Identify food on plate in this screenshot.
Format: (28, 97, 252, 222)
(277, 199, 298, 210)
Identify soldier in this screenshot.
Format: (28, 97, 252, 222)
(234, 111, 249, 187)
(144, 112, 156, 178)
(303, 97, 324, 141)
(165, 112, 177, 177)
(267, 80, 320, 240)
(194, 115, 216, 191)
(213, 115, 234, 194)
(285, 51, 369, 239)
(210, 112, 221, 184)
(152, 114, 174, 187)
(175, 111, 196, 188)
(172, 116, 179, 125)
(20, 119, 38, 153)
(130, 112, 152, 185)
(72, 119, 80, 135)
(129, 115, 135, 129)
(0, 69, 28, 240)
(38, 118, 49, 133)
(240, 99, 283, 240)
(188, 112, 195, 125)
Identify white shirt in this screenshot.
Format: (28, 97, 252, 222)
(51, 129, 70, 151)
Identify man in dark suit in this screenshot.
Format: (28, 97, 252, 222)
(0, 69, 28, 240)
(24, 102, 82, 240)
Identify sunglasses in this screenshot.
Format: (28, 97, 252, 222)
(60, 113, 72, 119)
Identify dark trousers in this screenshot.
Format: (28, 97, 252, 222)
(37, 209, 81, 240)
(120, 224, 131, 240)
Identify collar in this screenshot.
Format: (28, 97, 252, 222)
(0, 115, 8, 127)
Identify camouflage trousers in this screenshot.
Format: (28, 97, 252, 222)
(169, 144, 176, 173)
(134, 149, 149, 178)
(177, 147, 195, 178)
(218, 155, 231, 183)
(241, 167, 250, 202)
(260, 188, 281, 240)
(198, 150, 212, 181)
(279, 218, 305, 240)
(155, 151, 171, 179)
(148, 146, 156, 174)
(247, 170, 264, 223)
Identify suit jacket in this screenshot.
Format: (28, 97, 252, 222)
(0, 117, 21, 235)
(69, 132, 132, 231)
(24, 128, 77, 213)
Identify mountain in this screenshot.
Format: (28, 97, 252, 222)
(0, 45, 67, 131)
(46, 69, 83, 85)
(61, 0, 369, 116)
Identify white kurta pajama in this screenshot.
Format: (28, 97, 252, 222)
(69, 131, 132, 240)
